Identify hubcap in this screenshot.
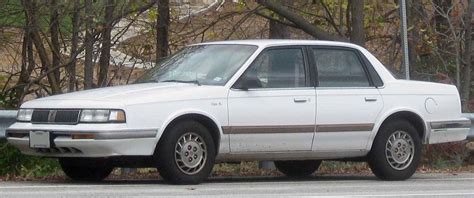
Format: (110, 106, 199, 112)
(175, 132, 207, 175)
(385, 130, 415, 170)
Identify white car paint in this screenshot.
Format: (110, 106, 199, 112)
(6, 40, 470, 161)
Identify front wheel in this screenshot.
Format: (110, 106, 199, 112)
(156, 121, 216, 184)
(59, 158, 113, 182)
(368, 120, 421, 180)
(274, 160, 321, 177)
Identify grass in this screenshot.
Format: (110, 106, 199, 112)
(0, 140, 62, 180)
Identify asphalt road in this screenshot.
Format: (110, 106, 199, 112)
(0, 173, 473, 197)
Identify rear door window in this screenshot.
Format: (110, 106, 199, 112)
(312, 48, 371, 87)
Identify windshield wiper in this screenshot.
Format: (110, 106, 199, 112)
(160, 80, 201, 86)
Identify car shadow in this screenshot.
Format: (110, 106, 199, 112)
(39, 174, 379, 185)
(208, 175, 378, 183)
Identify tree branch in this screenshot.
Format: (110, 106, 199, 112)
(256, 0, 347, 41)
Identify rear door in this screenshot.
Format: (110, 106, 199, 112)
(310, 47, 384, 151)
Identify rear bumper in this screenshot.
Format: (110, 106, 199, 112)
(6, 128, 158, 157)
(426, 119, 471, 144)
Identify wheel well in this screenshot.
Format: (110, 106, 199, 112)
(160, 114, 221, 153)
(379, 111, 425, 139)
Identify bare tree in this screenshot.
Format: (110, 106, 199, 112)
(22, 0, 61, 94)
(405, 0, 426, 74)
(256, 0, 347, 41)
(13, 13, 35, 106)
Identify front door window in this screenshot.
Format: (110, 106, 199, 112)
(239, 48, 307, 89)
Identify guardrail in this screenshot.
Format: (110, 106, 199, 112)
(0, 110, 17, 140)
(0, 111, 473, 140)
(462, 113, 474, 140)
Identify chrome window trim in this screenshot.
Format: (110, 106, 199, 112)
(230, 87, 316, 92)
(315, 87, 380, 90)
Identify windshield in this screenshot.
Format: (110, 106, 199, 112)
(136, 44, 258, 85)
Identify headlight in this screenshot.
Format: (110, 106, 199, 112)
(80, 109, 126, 123)
(17, 109, 34, 122)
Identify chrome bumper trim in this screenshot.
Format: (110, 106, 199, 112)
(6, 129, 158, 140)
(426, 119, 470, 144)
(430, 120, 471, 129)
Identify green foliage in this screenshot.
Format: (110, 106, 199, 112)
(0, 0, 25, 28)
(0, 140, 61, 177)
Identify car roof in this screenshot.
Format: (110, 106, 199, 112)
(195, 39, 361, 49)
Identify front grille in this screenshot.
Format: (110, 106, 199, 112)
(31, 110, 49, 122)
(31, 109, 80, 124)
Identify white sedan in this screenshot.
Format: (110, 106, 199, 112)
(6, 40, 470, 184)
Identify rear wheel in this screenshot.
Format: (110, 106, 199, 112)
(156, 120, 216, 184)
(274, 160, 321, 177)
(368, 120, 421, 180)
(59, 158, 113, 182)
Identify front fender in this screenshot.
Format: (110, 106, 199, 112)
(155, 108, 229, 154)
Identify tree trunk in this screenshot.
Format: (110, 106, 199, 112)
(50, 0, 61, 84)
(269, 0, 291, 39)
(269, 19, 290, 39)
(97, 0, 116, 87)
(156, 0, 170, 62)
(14, 29, 30, 104)
(84, 0, 94, 89)
(349, 0, 364, 46)
(462, 0, 473, 112)
(68, 0, 80, 92)
(26, 27, 35, 81)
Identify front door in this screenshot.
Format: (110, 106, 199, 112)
(227, 47, 316, 152)
(310, 47, 383, 151)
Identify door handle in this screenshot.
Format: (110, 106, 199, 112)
(365, 97, 377, 102)
(294, 98, 308, 103)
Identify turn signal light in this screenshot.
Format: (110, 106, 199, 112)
(71, 134, 96, 139)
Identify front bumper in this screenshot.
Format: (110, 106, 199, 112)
(426, 119, 471, 144)
(6, 125, 159, 157)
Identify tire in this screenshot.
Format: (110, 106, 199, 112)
(59, 158, 113, 182)
(368, 119, 421, 180)
(156, 120, 216, 184)
(274, 160, 321, 177)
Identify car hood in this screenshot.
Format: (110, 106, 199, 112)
(22, 83, 228, 109)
